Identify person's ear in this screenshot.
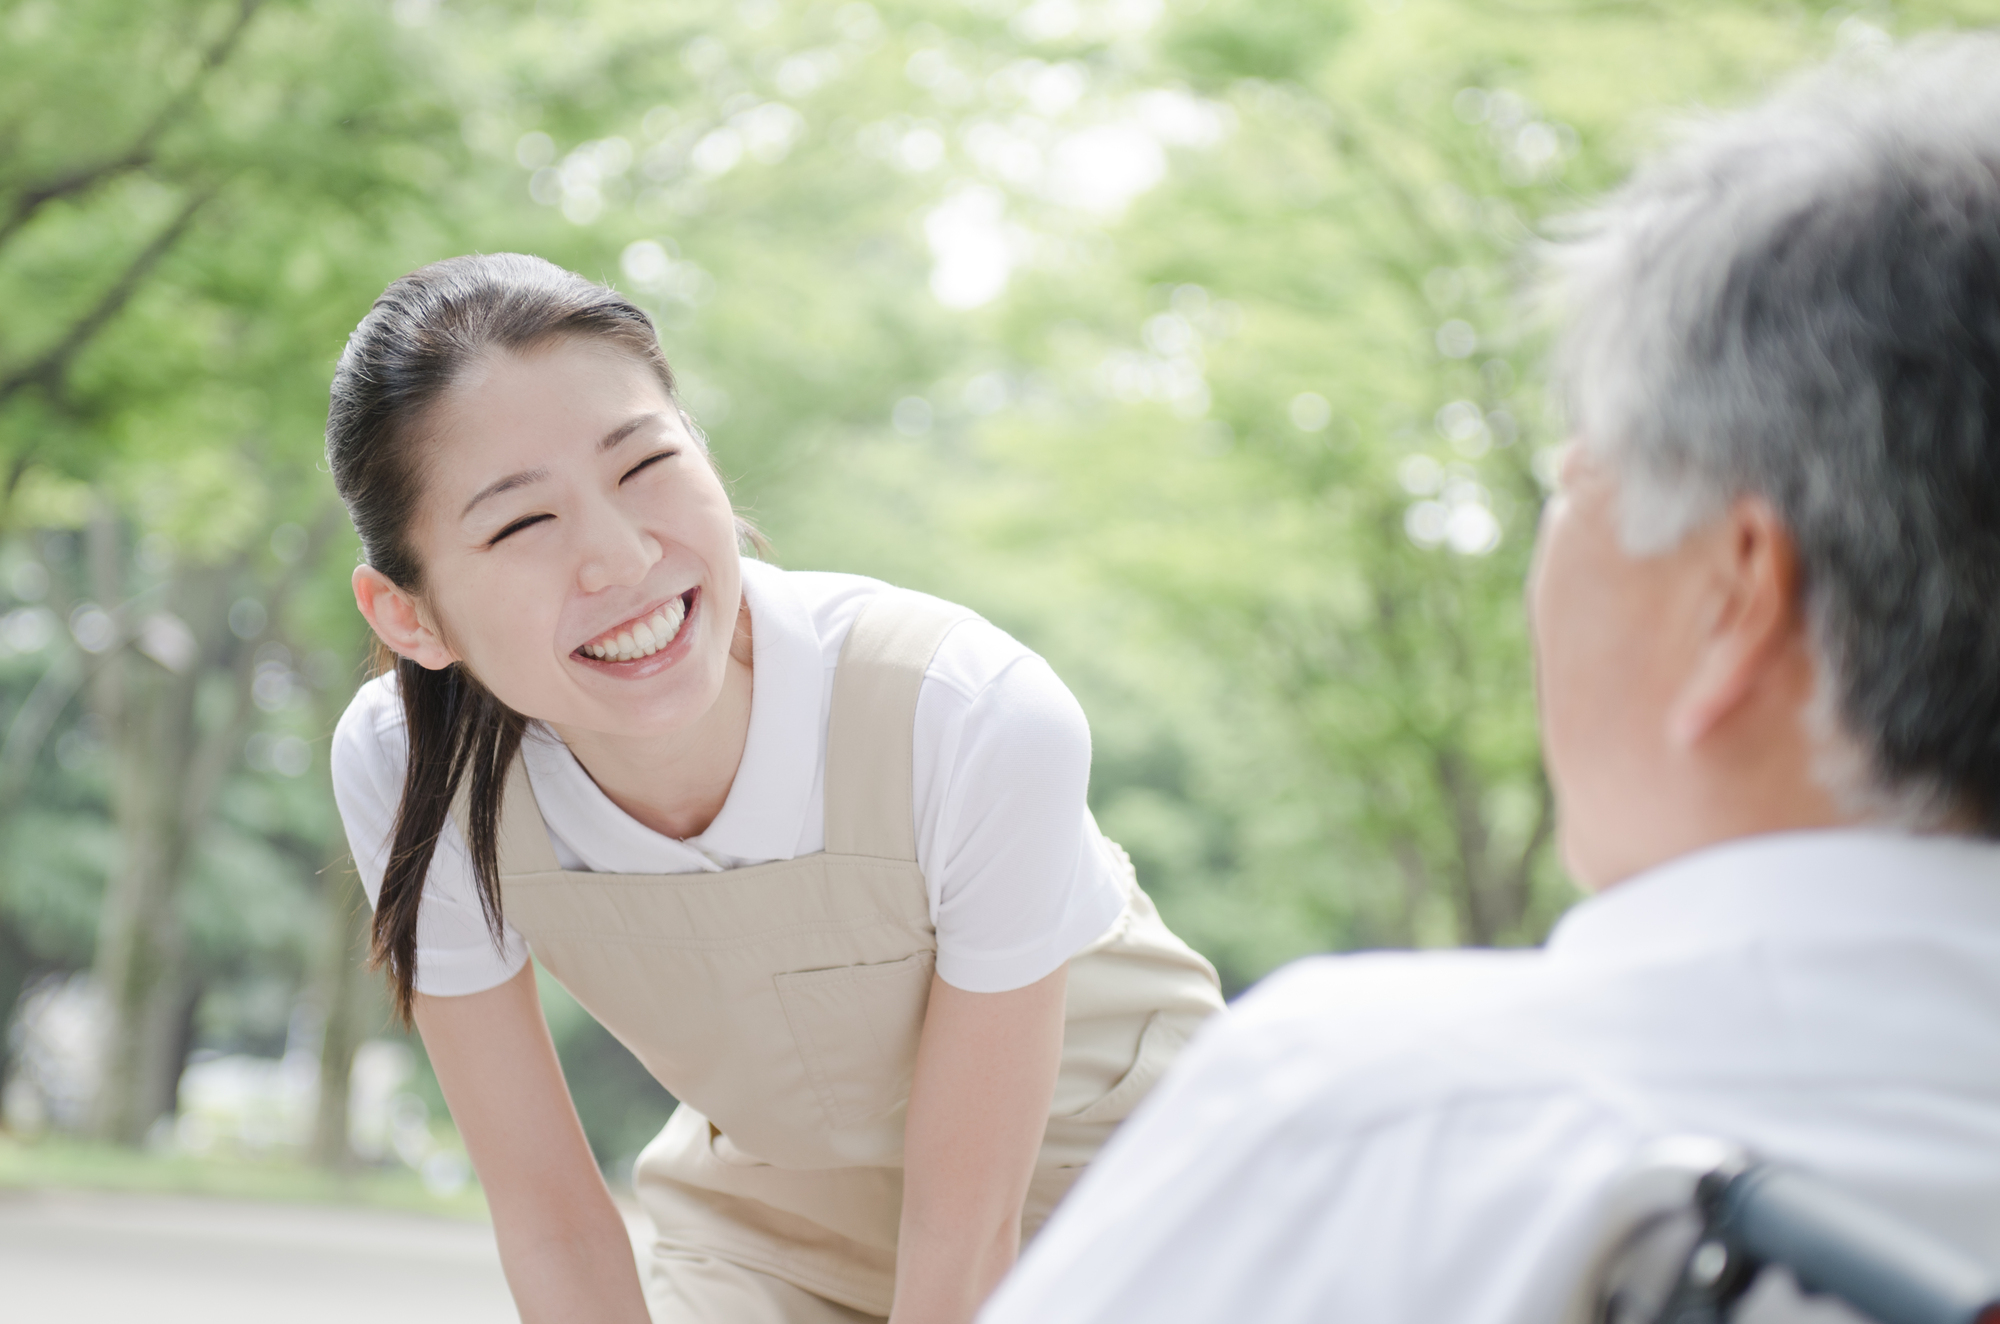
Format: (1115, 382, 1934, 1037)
(1665, 496, 1802, 748)
(353, 565, 458, 670)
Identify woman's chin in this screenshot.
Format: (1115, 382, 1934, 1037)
(546, 664, 728, 745)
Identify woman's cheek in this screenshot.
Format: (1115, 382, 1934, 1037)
(460, 561, 557, 679)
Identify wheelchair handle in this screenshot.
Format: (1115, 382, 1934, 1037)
(1699, 1164, 2000, 1324)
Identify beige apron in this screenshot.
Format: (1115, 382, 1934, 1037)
(476, 591, 1224, 1317)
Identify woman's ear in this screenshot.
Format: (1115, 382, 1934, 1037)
(353, 565, 458, 670)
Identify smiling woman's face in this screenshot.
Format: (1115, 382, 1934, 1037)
(401, 337, 743, 740)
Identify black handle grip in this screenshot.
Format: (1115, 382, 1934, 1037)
(1709, 1166, 2000, 1324)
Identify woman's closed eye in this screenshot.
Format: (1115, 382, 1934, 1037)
(483, 450, 677, 545)
(487, 512, 554, 546)
(620, 449, 677, 484)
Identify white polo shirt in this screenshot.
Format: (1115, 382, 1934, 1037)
(332, 558, 1125, 997)
(982, 829, 2000, 1324)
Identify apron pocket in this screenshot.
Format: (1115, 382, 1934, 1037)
(775, 950, 936, 1129)
(1055, 1011, 1190, 1127)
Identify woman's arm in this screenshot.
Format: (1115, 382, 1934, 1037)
(415, 961, 651, 1324)
(890, 963, 1069, 1324)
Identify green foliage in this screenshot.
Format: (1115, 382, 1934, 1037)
(1163, 0, 1350, 84)
(0, 808, 114, 964)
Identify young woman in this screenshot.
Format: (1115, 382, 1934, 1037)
(326, 253, 1223, 1324)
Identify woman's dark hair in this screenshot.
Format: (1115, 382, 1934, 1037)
(326, 252, 685, 1021)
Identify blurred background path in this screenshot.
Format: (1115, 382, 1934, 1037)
(0, 1189, 527, 1323)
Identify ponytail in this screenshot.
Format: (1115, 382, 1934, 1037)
(371, 649, 527, 1023)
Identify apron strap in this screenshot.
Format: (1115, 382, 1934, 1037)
(823, 591, 977, 862)
(449, 736, 563, 877)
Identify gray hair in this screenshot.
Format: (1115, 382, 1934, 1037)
(1545, 32, 2000, 835)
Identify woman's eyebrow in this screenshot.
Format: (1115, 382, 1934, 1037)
(600, 411, 665, 451)
(461, 466, 549, 519)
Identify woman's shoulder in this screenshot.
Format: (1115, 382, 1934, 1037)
(330, 669, 408, 789)
(754, 560, 1048, 699)
(752, 561, 909, 638)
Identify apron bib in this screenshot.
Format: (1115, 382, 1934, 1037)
(470, 590, 1224, 1316)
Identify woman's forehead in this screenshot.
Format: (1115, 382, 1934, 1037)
(432, 343, 679, 459)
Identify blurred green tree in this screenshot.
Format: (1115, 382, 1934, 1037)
(0, 0, 457, 1143)
(0, 0, 1987, 1166)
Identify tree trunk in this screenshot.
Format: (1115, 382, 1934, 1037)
(1433, 743, 1556, 949)
(1435, 743, 1503, 946)
(84, 499, 354, 1144)
(86, 631, 204, 1144)
(86, 543, 232, 1144)
(310, 874, 370, 1171)
(0, 919, 47, 1102)
(1388, 834, 1430, 947)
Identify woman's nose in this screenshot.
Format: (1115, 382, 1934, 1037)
(576, 513, 661, 595)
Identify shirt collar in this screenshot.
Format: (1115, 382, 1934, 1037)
(686, 557, 823, 862)
(1545, 827, 2000, 963)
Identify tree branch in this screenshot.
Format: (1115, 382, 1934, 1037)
(0, 0, 262, 251)
(1434, 741, 1500, 944)
(0, 651, 85, 811)
(1500, 775, 1556, 919)
(1388, 832, 1432, 946)
(0, 188, 212, 411)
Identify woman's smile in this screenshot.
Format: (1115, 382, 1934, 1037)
(574, 587, 700, 671)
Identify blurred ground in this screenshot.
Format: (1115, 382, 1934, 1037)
(0, 1132, 491, 1219)
(0, 1189, 515, 1322)
(0, 1187, 653, 1322)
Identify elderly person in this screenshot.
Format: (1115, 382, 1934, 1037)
(979, 33, 2000, 1324)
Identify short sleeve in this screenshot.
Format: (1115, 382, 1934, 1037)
(330, 675, 530, 997)
(914, 623, 1126, 993)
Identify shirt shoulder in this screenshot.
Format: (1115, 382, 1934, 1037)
(331, 671, 408, 804)
(1176, 949, 1645, 1133)
(925, 614, 1046, 706)
(760, 561, 1042, 693)
(757, 564, 891, 667)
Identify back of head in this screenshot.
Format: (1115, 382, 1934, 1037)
(1547, 33, 2000, 835)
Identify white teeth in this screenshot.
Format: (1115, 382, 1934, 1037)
(583, 595, 690, 663)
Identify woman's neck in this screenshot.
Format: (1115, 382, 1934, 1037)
(553, 601, 755, 841)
